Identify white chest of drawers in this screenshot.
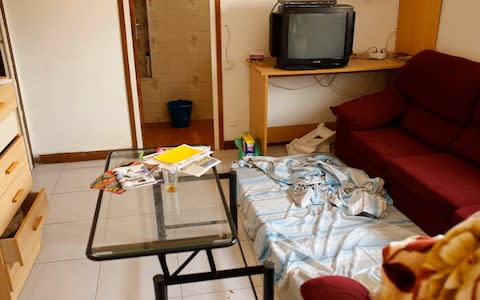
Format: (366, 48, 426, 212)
(0, 80, 48, 300)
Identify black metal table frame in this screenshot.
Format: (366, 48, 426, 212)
(86, 149, 274, 300)
(153, 170, 274, 300)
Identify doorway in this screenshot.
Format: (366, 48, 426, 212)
(129, 0, 220, 148)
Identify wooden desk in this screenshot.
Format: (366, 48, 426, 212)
(249, 57, 405, 155)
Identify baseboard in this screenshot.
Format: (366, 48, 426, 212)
(223, 140, 237, 150)
(37, 123, 336, 163)
(35, 150, 112, 164)
(223, 121, 336, 151)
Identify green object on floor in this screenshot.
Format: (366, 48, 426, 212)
(234, 138, 261, 160)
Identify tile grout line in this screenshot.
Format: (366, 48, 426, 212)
(34, 256, 91, 265)
(94, 261, 103, 300)
(43, 163, 65, 195)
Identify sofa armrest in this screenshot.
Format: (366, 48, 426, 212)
(331, 88, 407, 131)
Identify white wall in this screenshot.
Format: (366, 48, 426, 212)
(436, 0, 480, 62)
(220, 0, 400, 140)
(4, 0, 132, 156)
(5, 0, 479, 155)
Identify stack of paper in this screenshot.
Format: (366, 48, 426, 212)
(154, 144, 206, 165)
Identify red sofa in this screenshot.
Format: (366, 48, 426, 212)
(331, 50, 480, 235)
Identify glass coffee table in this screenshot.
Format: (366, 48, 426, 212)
(86, 148, 274, 300)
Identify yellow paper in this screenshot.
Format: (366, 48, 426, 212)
(154, 144, 203, 164)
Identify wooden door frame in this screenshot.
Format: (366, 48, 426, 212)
(117, 0, 139, 147)
(118, 0, 224, 149)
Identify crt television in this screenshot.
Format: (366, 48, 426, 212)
(270, 4, 355, 70)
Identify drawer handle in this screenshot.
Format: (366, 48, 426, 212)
(0, 100, 5, 107)
(32, 216, 44, 231)
(5, 161, 19, 175)
(12, 188, 24, 203)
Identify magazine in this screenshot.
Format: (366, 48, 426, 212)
(90, 170, 124, 194)
(180, 156, 221, 177)
(112, 162, 157, 190)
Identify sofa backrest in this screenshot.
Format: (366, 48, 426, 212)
(450, 101, 480, 166)
(395, 50, 480, 150)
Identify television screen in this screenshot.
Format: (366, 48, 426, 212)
(269, 4, 355, 69)
(288, 13, 347, 59)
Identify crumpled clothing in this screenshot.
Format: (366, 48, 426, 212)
(233, 153, 389, 218)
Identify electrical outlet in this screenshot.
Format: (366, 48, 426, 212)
(369, 51, 387, 60)
(369, 48, 387, 60)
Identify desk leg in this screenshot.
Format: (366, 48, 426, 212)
(153, 274, 168, 300)
(249, 65, 269, 155)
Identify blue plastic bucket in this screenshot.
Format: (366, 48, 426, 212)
(167, 99, 192, 128)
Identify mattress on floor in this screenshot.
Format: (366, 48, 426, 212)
(235, 166, 426, 300)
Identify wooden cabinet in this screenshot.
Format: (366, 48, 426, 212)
(0, 80, 48, 300)
(396, 0, 443, 55)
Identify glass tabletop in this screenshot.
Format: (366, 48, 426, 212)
(86, 148, 237, 261)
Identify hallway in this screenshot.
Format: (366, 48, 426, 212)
(142, 120, 214, 148)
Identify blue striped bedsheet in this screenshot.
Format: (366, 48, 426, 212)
(235, 166, 425, 299)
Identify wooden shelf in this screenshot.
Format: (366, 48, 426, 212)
(251, 56, 405, 77)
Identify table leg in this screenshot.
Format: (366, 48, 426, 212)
(153, 184, 166, 239)
(153, 274, 168, 300)
(206, 249, 217, 272)
(263, 261, 275, 300)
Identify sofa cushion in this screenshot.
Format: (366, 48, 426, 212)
(331, 88, 406, 131)
(387, 182, 452, 235)
(400, 103, 463, 149)
(450, 126, 480, 166)
(453, 205, 480, 225)
(387, 154, 480, 218)
(300, 276, 369, 300)
(395, 50, 480, 124)
(349, 127, 436, 177)
(474, 102, 480, 126)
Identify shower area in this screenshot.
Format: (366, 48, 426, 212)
(133, 0, 215, 148)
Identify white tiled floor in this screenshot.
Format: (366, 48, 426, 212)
(19, 147, 286, 300)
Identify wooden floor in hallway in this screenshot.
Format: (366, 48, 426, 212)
(142, 119, 214, 148)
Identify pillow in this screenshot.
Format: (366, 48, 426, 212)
(377, 235, 439, 299)
(300, 275, 369, 300)
(377, 212, 480, 300)
(331, 88, 406, 131)
(416, 211, 480, 300)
